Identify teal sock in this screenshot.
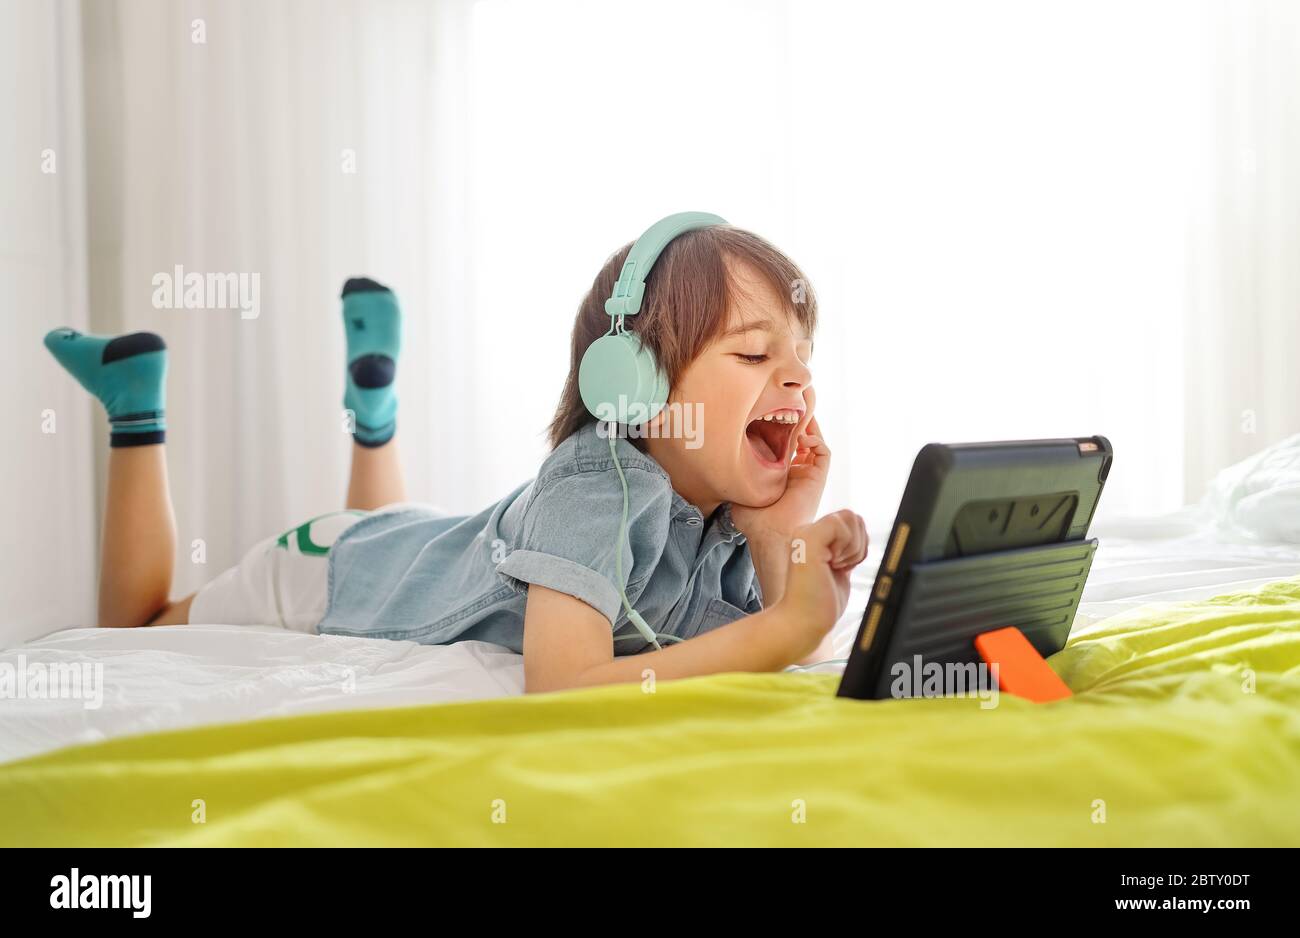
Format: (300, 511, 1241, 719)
(341, 277, 401, 447)
(44, 328, 167, 447)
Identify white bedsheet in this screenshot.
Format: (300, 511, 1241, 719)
(0, 629, 525, 765)
(4, 513, 1300, 765)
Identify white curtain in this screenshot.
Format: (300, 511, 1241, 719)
(1184, 0, 1300, 502)
(1, 0, 97, 645)
(80, 0, 450, 596)
(386, 0, 1216, 530)
(7, 0, 1299, 634)
(424, 0, 1299, 524)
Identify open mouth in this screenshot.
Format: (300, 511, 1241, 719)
(744, 411, 799, 468)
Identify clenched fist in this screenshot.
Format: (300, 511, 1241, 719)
(776, 509, 869, 659)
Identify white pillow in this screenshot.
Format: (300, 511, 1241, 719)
(1204, 433, 1300, 543)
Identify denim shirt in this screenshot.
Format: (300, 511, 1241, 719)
(316, 420, 765, 654)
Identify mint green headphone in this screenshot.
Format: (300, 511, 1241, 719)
(578, 211, 729, 650)
(578, 211, 728, 426)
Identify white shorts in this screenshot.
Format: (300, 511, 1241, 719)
(189, 509, 373, 632)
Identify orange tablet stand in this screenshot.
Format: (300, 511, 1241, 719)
(974, 626, 1073, 702)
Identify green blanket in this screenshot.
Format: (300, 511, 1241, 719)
(4, 577, 1299, 847)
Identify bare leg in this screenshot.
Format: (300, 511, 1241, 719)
(139, 438, 400, 627)
(346, 436, 407, 510)
(149, 438, 405, 626)
(148, 592, 195, 626)
(99, 445, 177, 628)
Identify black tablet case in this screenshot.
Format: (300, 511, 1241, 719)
(837, 437, 1112, 700)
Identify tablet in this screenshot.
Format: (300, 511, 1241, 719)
(836, 436, 1113, 700)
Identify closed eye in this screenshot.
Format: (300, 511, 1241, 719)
(734, 354, 768, 364)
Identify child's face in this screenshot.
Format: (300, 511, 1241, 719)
(647, 258, 813, 513)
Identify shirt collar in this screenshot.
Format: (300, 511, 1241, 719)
(670, 491, 704, 526)
(675, 498, 743, 543)
(595, 422, 741, 541)
(714, 502, 741, 538)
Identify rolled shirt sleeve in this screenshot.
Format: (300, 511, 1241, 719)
(495, 464, 673, 625)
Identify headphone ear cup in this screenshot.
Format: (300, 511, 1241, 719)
(633, 336, 670, 425)
(579, 333, 668, 426)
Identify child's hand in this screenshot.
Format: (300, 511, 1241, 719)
(732, 391, 829, 541)
(775, 509, 868, 658)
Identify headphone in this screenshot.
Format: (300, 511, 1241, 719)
(577, 211, 729, 650)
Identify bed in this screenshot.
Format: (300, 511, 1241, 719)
(4, 480, 1300, 846)
(4, 507, 1298, 761)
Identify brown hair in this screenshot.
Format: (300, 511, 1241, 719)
(546, 225, 818, 450)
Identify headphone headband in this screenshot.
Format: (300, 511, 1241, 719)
(580, 211, 728, 429)
(604, 211, 729, 318)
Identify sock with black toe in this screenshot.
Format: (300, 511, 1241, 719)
(341, 277, 401, 447)
(44, 328, 167, 447)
